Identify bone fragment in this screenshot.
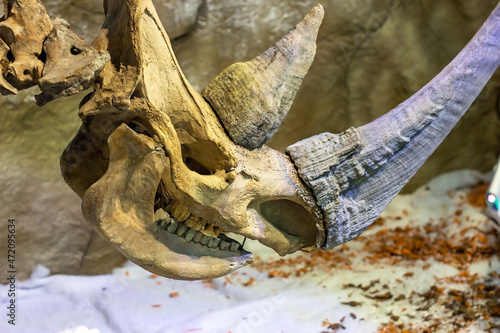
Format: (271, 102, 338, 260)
(0, 37, 16, 94)
(202, 5, 324, 149)
(35, 18, 110, 106)
(287, 2, 500, 249)
(0, 0, 52, 91)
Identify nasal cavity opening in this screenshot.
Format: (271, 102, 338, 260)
(259, 200, 317, 247)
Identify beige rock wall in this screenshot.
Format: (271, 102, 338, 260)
(1, 0, 499, 278)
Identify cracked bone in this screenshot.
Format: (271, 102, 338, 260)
(0, 0, 109, 103)
(0, 0, 52, 91)
(8, 0, 499, 280)
(0, 36, 16, 94)
(35, 18, 110, 106)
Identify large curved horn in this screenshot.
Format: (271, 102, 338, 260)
(287, 2, 500, 249)
(202, 5, 324, 149)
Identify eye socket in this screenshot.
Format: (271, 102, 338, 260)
(70, 46, 82, 55)
(126, 121, 152, 137)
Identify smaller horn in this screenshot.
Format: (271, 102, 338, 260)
(202, 4, 324, 149)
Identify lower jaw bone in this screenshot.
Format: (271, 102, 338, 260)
(82, 124, 252, 280)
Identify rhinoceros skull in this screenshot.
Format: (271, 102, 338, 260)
(2, 0, 500, 280)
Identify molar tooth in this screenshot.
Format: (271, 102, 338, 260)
(193, 231, 203, 243)
(185, 216, 206, 231)
(184, 228, 196, 242)
(219, 241, 230, 250)
(176, 223, 188, 237)
(201, 223, 222, 238)
(203, 223, 215, 237)
(210, 238, 221, 248)
(171, 202, 190, 221)
(166, 219, 178, 233)
(200, 235, 211, 245)
(154, 208, 169, 221)
(229, 242, 240, 252)
(159, 219, 168, 229)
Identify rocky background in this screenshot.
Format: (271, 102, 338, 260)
(1, 0, 499, 279)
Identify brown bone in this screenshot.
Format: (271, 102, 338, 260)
(0, 0, 52, 92)
(0, 0, 109, 103)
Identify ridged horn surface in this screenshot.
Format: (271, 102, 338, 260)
(202, 4, 324, 149)
(287, 2, 500, 249)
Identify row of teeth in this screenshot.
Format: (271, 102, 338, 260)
(154, 202, 241, 252)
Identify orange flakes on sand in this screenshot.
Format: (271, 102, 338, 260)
(321, 319, 332, 327)
(125, 271, 130, 276)
(152, 304, 161, 308)
(169, 292, 179, 298)
(242, 276, 256, 287)
(465, 183, 488, 208)
(378, 323, 401, 333)
(156, 281, 162, 285)
(150, 274, 158, 279)
(249, 181, 500, 332)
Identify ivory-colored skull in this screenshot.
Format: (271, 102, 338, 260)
(3, 0, 500, 280)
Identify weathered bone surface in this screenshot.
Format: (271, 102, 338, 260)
(36, 18, 110, 106)
(0, 0, 52, 92)
(0, 0, 108, 104)
(202, 5, 323, 149)
(61, 0, 323, 280)
(287, 2, 500, 248)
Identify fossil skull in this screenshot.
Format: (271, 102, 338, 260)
(60, 0, 324, 280)
(3, 0, 500, 280)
